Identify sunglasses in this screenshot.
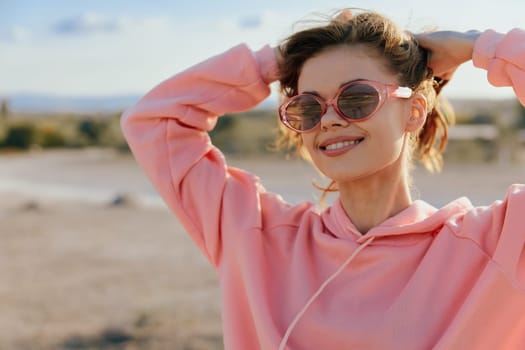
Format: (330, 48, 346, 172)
(279, 79, 413, 133)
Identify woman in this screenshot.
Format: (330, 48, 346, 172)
(121, 9, 525, 350)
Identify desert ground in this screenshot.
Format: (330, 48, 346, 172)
(1, 148, 525, 349)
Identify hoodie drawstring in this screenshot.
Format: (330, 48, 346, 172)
(278, 236, 375, 350)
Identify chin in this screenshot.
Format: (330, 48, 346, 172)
(319, 157, 403, 185)
(320, 165, 374, 183)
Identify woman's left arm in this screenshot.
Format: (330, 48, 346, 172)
(416, 28, 525, 106)
(420, 29, 525, 288)
(473, 29, 525, 288)
(472, 28, 525, 106)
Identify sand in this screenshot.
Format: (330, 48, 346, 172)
(0, 150, 222, 350)
(1, 148, 525, 349)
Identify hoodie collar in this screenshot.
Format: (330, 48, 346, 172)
(325, 196, 474, 243)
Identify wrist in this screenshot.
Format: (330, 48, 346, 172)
(465, 30, 482, 42)
(255, 45, 280, 84)
(472, 29, 506, 70)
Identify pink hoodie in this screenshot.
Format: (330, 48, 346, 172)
(121, 29, 525, 349)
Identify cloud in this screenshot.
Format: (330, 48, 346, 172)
(53, 12, 129, 35)
(51, 12, 172, 38)
(0, 10, 292, 96)
(216, 11, 288, 32)
(238, 15, 262, 30)
(0, 25, 31, 42)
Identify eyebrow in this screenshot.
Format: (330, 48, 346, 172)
(300, 78, 364, 95)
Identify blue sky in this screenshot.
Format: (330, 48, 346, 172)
(1, 0, 524, 100)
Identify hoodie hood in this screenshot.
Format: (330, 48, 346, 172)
(324, 196, 475, 243)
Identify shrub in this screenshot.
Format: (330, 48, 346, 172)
(78, 119, 105, 144)
(37, 125, 67, 148)
(515, 101, 525, 129)
(3, 124, 35, 149)
(209, 114, 239, 153)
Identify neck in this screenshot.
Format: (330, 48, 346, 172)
(337, 159, 412, 234)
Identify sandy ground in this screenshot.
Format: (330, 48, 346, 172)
(0, 149, 223, 350)
(1, 197, 222, 350)
(1, 148, 525, 349)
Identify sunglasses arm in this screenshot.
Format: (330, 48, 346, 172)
(391, 86, 413, 98)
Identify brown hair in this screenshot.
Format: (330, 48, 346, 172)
(275, 9, 454, 178)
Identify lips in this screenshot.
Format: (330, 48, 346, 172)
(324, 140, 361, 150)
(318, 136, 365, 156)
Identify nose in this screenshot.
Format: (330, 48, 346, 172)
(320, 105, 349, 131)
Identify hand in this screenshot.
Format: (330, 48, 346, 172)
(414, 30, 481, 80)
(274, 45, 284, 67)
(335, 9, 353, 22)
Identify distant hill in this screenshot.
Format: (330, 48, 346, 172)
(6, 94, 142, 114)
(4, 93, 279, 114)
(448, 97, 519, 120)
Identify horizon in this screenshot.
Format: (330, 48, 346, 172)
(4, 93, 520, 115)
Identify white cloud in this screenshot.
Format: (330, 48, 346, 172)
(51, 12, 171, 37)
(11, 25, 31, 41)
(0, 25, 31, 42)
(238, 15, 262, 30)
(53, 12, 121, 35)
(216, 11, 291, 34)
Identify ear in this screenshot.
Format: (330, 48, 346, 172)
(405, 93, 427, 132)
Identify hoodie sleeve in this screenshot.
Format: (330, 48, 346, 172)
(120, 44, 282, 267)
(471, 29, 525, 289)
(473, 28, 525, 106)
(491, 185, 525, 290)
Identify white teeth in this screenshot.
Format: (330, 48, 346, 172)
(324, 140, 361, 151)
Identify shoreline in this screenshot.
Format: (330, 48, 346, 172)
(1, 148, 525, 207)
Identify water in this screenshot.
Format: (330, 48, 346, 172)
(1, 149, 524, 210)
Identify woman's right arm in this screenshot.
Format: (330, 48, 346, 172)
(120, 44, 280, 267)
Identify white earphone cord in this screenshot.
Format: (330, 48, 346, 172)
(278, 236, 375, 350)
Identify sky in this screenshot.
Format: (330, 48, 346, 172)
(1, 0, 524, 101)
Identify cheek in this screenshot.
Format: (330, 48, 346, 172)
(301, 133, 315, 151)
(372, 106, 409, 139)
(366, 114, 408, 156)
(299, 134, 316, 163)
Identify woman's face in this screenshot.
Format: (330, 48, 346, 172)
(298, 45, 414, 185)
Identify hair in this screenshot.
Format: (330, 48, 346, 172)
(274, 8, 454, 195)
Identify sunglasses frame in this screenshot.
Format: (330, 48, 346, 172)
(279, 79, 413, 133)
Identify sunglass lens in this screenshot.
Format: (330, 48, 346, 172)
(338, 84, 379, 120)
(284, 96, 323, 131)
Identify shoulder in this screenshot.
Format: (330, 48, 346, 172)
(445, 184, 525, 271)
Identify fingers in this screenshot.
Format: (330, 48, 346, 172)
(274, 46, 284, 66)
(335, 9, 353, 22)
(414, 31, 453, 49)
(413, 30, 479, 80)
(415, 30, 480, 53)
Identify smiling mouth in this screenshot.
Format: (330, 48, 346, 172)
(320, 138, 364, 151)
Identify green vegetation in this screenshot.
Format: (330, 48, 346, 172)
(209, 110, 281, 155)
(1, 98, 8, 120)
(0, 97, 279, 155)
(1, 97, 525, 164)
(515, 100, 525, 129)
(0, 103, 128, 151)
(3, 124, 35, 149)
